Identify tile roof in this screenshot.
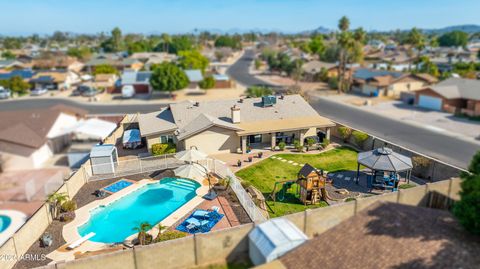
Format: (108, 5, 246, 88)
(427, 78, 480, 100)
(280, 202, 480, 269)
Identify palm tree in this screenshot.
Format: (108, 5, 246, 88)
(46, 192, 68, 220)
(133, 222, 152, 245)
(354, 28, 367, 45)
(157, 223, 167, 238)
(161, 33, 171, 53)
(406, 28, 425, 71)
(337, 31, 355, 93)
(338, 16, 350, 32)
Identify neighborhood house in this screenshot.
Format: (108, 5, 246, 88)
(138, 95, 335, 155)
(415, 77, 480, 116)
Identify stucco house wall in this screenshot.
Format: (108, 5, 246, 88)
(184, 126, 240, 155)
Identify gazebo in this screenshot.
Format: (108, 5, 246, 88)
(356, 147, 413, 190)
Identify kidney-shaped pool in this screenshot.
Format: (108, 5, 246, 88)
(78, 177, 200, 243)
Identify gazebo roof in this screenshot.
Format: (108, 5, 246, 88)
(357, 147, 413, 172)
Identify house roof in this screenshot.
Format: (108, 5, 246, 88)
(0, 106, 86, 155)
(31, 71, 69, 83)
(424, 78, 480, 101)
(176, 113, 242, 140)
(279, 202, 480, 269)
(301, 60, 336, 74)
(184, 69, 204, 82)
(353, 68, 404, 81)
(0, 70, 36, 80)
(138, 95, 335, 139)
(121, 71, 151, 85)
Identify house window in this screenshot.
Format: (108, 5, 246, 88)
(160, 135, 174, 144)
(248, 134, 262, 144)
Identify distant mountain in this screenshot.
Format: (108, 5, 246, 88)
(422, 24, 480, 34)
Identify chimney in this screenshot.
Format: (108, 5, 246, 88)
(231, 105, 240, 123)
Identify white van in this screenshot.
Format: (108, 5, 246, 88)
(122, 85, 135, 99)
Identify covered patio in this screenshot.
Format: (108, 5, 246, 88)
(236, 116, 335, 153)
(355, 147, 413, 191)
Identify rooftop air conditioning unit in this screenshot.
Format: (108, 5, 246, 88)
(262, 95, 277, 107)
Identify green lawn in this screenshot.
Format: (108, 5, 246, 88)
(235, 147, 359, 217)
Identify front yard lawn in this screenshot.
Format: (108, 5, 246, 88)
(235, 147, 359, 217)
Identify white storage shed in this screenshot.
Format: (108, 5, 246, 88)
(248, 218, 307, 266)
(89, 144, 118, 175)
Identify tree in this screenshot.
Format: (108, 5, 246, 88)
(406, 28, 425, 70)
(353, 27, 367, 44)
(438, 31, 468, 47)
(156, 36, 193, 54)
(2, 37, 22, 50)
(93, 64, 118, 75)
(51, 31, 68, 43)
(46, 192, 68, 220)
(0, 76, 31, 95)
(416, 56, 440, 77)
(453, 151, 480, 235)
(246, 86, 273, 97)
(177, 50, 209, 72)
(338, 16, 350, 32)
(1, 50, 15, 60)
(214, 35, 242, 50)
(150, 62, 189, 97)
(127, 40, 152, 54)
(133, 222, 152, 245)
(308, 35, 325, 55)
(67, 47, 92, 61)
(199, 76, 215, 89)
(100, 27, 124, 52)
(338, 31, 356, 93)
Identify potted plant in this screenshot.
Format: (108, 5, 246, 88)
(237, 160, 242, 167)
(258, 152, 263, 158)
(248, 156, 253, 162)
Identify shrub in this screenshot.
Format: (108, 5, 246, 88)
(352, 130, 369, 148)
(306, 138, 316, 147)
(412, 156, 432, 168)
(199, 76, 215, 89)
(293, 140, 303, 152)
(338, 126, 352, 142)
(61, 200, 77, 212)
(155, 230, 187, 242)
(254, 59, 262, 70)
(321, 138, 330, 148)
(246, 86, 273, 98)
(328, 76, 339, 89)
(345, 197, 356, 202)
(151, 143, 176, 155)
(278, 141, 286, 151)
(241, 181, 252, 189)
(59, 211, 75, 222)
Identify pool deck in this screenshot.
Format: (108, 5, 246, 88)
(47, 177, 210, 263)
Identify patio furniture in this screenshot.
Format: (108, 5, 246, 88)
(67, 232, 95, 250)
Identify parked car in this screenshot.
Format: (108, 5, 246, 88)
(81, 87, 98, 97)
(0, 87, 11, 99)
(122, 129, 142, 149)
(122, 85, 135, 99)
(30, 88, 48, 96)
(72, 85, 90, 96)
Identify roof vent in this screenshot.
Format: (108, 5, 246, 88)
(238, 98, 243, 103)
(262, 95, 277, 107)
(280, 95, 285, 100)
(194, 102, 200, 107)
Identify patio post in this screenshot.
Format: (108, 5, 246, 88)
(271, 132, 276, 151)
(299, 130, 305, 146)
(241, 136, 247, 154)
(325, 127, 331, 140)
(356, 163, 360, 184)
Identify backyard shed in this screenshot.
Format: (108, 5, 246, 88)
(249, 218, 307, 265)
(89, 144, 118, 175)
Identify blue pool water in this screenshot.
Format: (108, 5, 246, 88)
(0, 215, 11, 233)
(78, 178, 200, 243)
(103, 180, 133, 193)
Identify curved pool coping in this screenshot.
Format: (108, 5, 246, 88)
(0, 210, 27, 246)
(52, 178, 209, 261)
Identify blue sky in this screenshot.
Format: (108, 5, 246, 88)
(1, 0, 479, 35)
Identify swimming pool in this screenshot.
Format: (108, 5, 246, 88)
(103, 180, 133, 193)
(78, 177, 200, 243)
(0, 215, 11, 233)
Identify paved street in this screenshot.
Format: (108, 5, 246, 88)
(226, 49, 479, 169)
(309, 95, 479, 169)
